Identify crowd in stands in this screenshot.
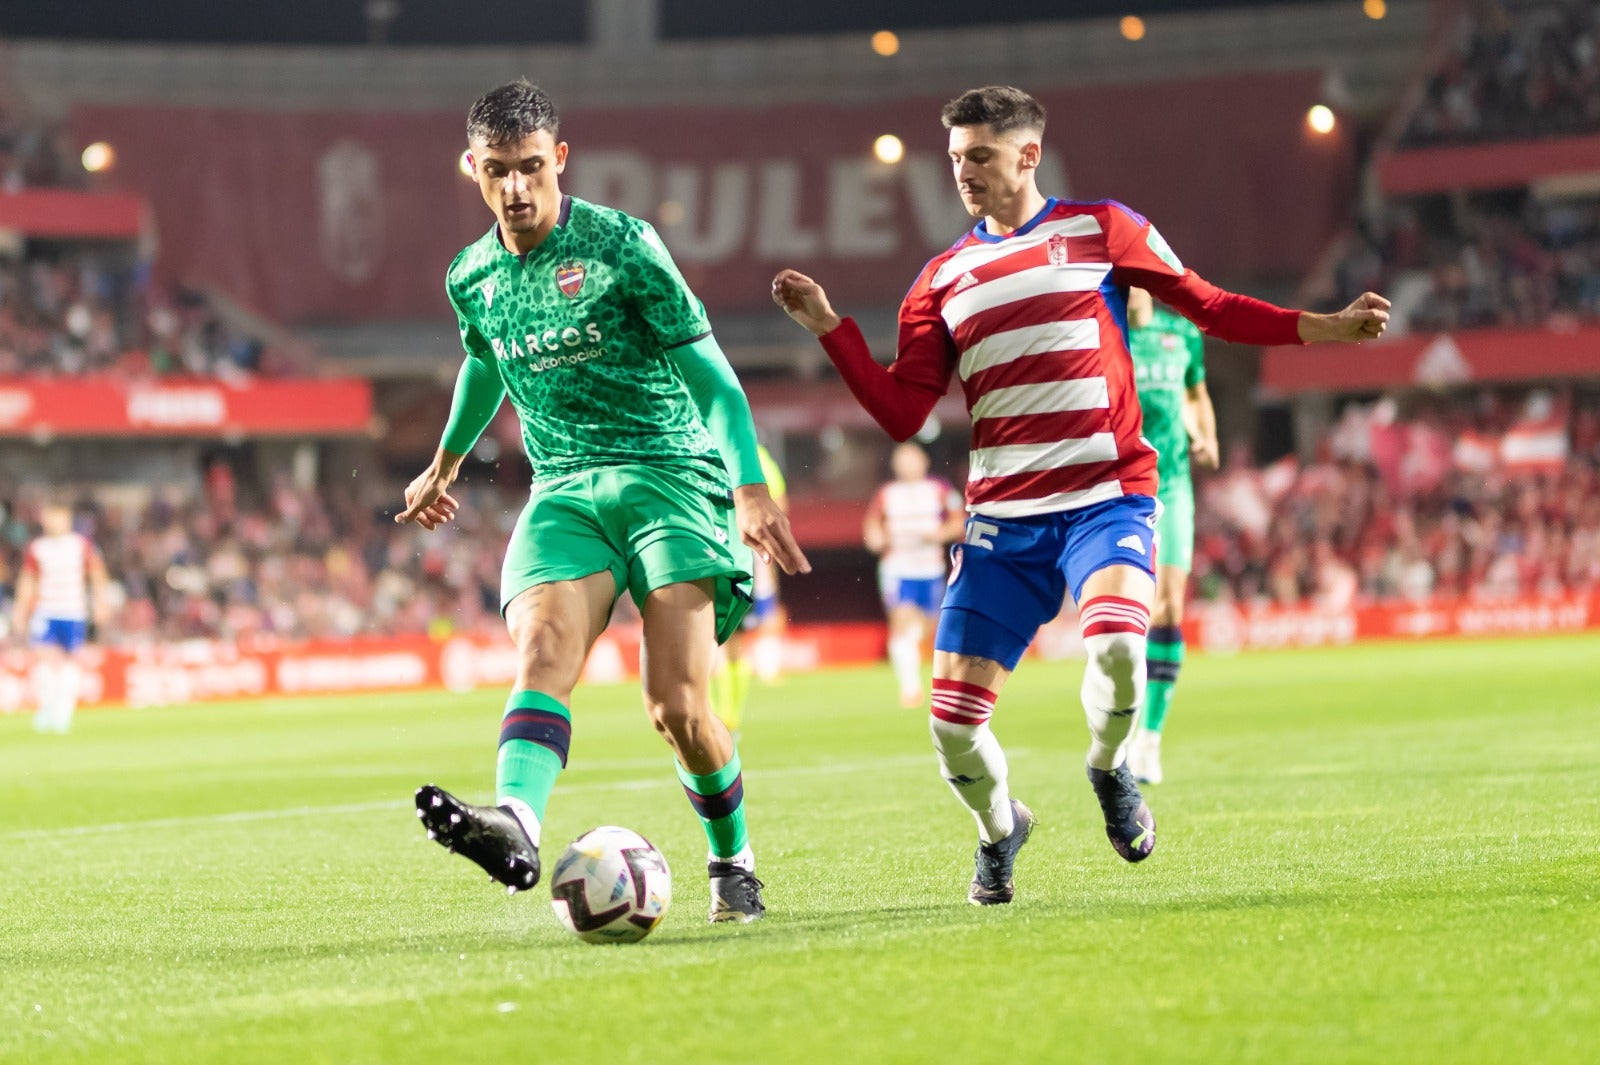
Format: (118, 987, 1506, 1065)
(1404, 0, 1600, 146)
(3, 387, 1597, 648)
(0, 465, 518, 646)
(1327, 191, 1600, 331)
(1194, 388, 1600, 608)
(0, 247, 288, 378)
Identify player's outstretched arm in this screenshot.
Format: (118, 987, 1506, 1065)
(1296, 292, 1391, 343)
(1108, 207, 1389, 346)
(772, 269, 953, 442)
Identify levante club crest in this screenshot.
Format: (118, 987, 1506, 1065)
(556, 261, 587, 298)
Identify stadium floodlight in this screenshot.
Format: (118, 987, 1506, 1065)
(873, 134, 905, 165)
(1364, 0, 1387, 20)
(1306, 104, 1337, 135)
(870, 30, 900, 56)
(1120, 16, 1146, 41)
(81, 142, 115, 173)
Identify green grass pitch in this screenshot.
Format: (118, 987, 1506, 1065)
(2, 634, 1597, 1064)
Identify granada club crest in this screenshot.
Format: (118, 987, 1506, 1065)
(555, 261, 586, 298)
(1047, 233, 1070, 266)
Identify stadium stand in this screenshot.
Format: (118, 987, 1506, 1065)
(1402, 0, 1600, 145)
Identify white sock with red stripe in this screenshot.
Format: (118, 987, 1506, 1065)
(929, 678, 1015, 843)
(1079, 595, 1151, 771)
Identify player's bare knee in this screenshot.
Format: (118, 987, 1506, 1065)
(643, 681, 709, 742)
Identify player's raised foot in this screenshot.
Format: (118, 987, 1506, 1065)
(1087, 763, 1156, 862)
(968, 800, 1036, 906)
(414, 784, 540, 893)
(708, 861, 766, 924)
(1127, 730, 1163, 785)
(899, 686, 924, 710)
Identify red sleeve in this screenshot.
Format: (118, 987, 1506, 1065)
(818, 267, 957, 442)
(1105, 203, 1304, 347)
(21, 543, 39, 575)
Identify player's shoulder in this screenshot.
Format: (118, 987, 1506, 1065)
(446, 227, 503, 300)
(1059, 198, 1150, 230)
(566, 196, 649, 241)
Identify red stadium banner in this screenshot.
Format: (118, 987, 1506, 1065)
(0, 188, 150, 240)
(71, 71, 1352, 323)
(1377, 133, 1600, 196)
(0, 624, 890, 712)
(0, 377, 374, 437)
(1260, 325, 1600, 394)
(1186, 591, 1600, 654)
(3, 596, 1595, 714)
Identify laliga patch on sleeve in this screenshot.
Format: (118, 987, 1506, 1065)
(1146, 226, 1183, 273)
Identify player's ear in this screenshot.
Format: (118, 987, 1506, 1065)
(465, 151, 477, 177)
(554, 141, 569, 174)
(1018, 137, 1042, 171)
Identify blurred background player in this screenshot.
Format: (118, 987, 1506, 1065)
(864, 442, 964, 707)
(10, 503, 111, 734)
(1124, 287, 1219, 784)
(711, 442, 788, 739)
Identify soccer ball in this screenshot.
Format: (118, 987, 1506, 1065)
(549, 827, 672, 943)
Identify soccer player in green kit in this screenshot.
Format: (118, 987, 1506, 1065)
(398, 81, 809, 923)
(1123, 286, 1219, 785)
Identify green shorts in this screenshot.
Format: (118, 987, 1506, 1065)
(1154, 477, 1195, 572)
(501, 462, 753, 644)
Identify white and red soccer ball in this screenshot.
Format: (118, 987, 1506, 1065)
(549, 826, 672, 943)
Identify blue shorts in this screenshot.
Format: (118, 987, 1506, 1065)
(935, 494, 1159, 671)
(30, 617, 88, 653)
(743, 593, 779, 630)
(881, 574, 944, 615)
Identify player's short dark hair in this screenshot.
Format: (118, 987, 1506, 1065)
(940, 86, 1047, 137)
(467, 79, 559, 147)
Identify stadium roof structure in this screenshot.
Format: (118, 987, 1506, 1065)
(0, 0, 1323, 45)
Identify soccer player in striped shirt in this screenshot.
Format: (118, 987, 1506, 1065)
(774, 85, 1388, 905)
(11, 504, 112, 734)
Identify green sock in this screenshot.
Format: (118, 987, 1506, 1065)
(1142, 626, 1185, 734)
(676, 748, 749, 860)
(495, 690, 571, 837)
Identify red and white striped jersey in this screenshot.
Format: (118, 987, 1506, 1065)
(869, 477, 962, 579)
(820, 198, 1303, 519)
(23, 533, 92, 621)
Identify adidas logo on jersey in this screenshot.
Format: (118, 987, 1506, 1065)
(952, 272, 980, 294)
(1117, 534, 1144, 551)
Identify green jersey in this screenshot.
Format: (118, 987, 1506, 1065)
(446, 196, 721, 486)
(1130, 305, 1205, 486)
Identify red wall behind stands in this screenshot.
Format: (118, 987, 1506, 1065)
(72, 72, 1350, 323)
(1260, 325, 1600, 394)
